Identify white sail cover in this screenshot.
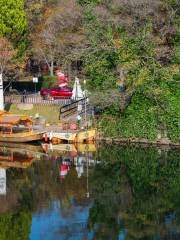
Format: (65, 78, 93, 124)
(71, 77, 84, 100)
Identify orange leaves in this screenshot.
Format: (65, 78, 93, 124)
(0, 37, 15, 73)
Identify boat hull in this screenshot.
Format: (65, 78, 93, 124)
(0, 131, 45, 143)
(52, 132, 77, 142)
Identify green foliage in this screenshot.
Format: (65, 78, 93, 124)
(98, 77, 180, 141)
(82, 2, 179, 141)
(0, 208, 32, 240)
(83, 10, 118, 89)
(98, 94, 158, 140)
(0, 0, 27, 57)
(39, 75, 58, 89)
(78, 0, 101, 5)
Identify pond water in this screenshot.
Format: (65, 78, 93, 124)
(0, 143, 179, 240)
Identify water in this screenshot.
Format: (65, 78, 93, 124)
(0, 143, 179, 240)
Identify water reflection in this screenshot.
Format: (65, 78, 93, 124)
(0, 143, 179, 240)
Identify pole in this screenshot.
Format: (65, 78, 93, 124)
(86, 151, 89, 198)
(0, 73, 4, 111)
(84, 80, 87, 129)
(85, 91, 87, 129)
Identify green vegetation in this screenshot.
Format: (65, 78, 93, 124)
(39, 75, 58, 89)
(82, 0, 180, 142)
(0, 0, 179, 141)
(98, 78, 180, 141)
(7, 104, 60, 123)
(0, 0, 27, 57)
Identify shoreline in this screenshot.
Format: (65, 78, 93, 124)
(95, 136, 180, 148)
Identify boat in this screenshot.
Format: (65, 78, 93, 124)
(0, 111, 45, 143)
(51, 131, 77, 142)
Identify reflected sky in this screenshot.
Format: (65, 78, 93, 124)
(30, 199, 94, 240)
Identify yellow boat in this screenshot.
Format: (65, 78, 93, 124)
(0, 111, 45, 142)
(52, 132, 77, 142)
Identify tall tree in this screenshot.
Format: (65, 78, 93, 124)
(0, 37, 15, 110)
(0, 0, 27, 57)
(31, 0, 83, 76)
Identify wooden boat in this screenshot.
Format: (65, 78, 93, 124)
(0, 131, 45, 143)
(51, 132, 77, 142)
(0, 111, 45, 142)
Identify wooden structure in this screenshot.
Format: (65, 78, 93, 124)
(49, 129, 96, 144)
(0, 111, 45, 142)
(59, 97, 88, 120)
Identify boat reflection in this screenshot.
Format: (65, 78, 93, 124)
(0, 143, 44, 169)
(42, 143, 97, 156)
(42, 143, 99, 181)
(0, 143, 44, 196)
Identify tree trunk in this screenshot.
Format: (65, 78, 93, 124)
(50, 61, 54, 76)
(119, 90, 134, 112)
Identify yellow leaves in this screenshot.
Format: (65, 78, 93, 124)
(123, 60, 140, 71)
(113, 38, 122, 48)
(28, 3, 43, 13)
(169, 64, 179, 75)
(153, 87, 162, 95)
(148, 106, 158, 113)
(135, 67, 150, 87)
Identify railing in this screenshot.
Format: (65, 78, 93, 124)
(4, 94, 71, 106)
(59, 97, 88, 120)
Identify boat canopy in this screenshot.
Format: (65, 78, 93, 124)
(0, 112, 33, 127)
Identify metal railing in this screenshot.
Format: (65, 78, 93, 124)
(59, 97, 88, 119)
(4, 94, 71, 106)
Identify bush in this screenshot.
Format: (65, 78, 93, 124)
(39, 75, 58, 89)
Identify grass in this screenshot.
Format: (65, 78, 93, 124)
(5, 104, 60, 124)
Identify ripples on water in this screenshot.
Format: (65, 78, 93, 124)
(0, 143, 179, 240)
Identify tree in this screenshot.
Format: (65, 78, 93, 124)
(0, 38, 14, 75)
(0, 37, 15, 110)
(31, 0, 83, 76)
(0, 0, 27, 57)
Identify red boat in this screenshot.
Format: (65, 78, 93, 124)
(40, 86, 72, 100)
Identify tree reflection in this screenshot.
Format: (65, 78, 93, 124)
(88, 145, 180, 240)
